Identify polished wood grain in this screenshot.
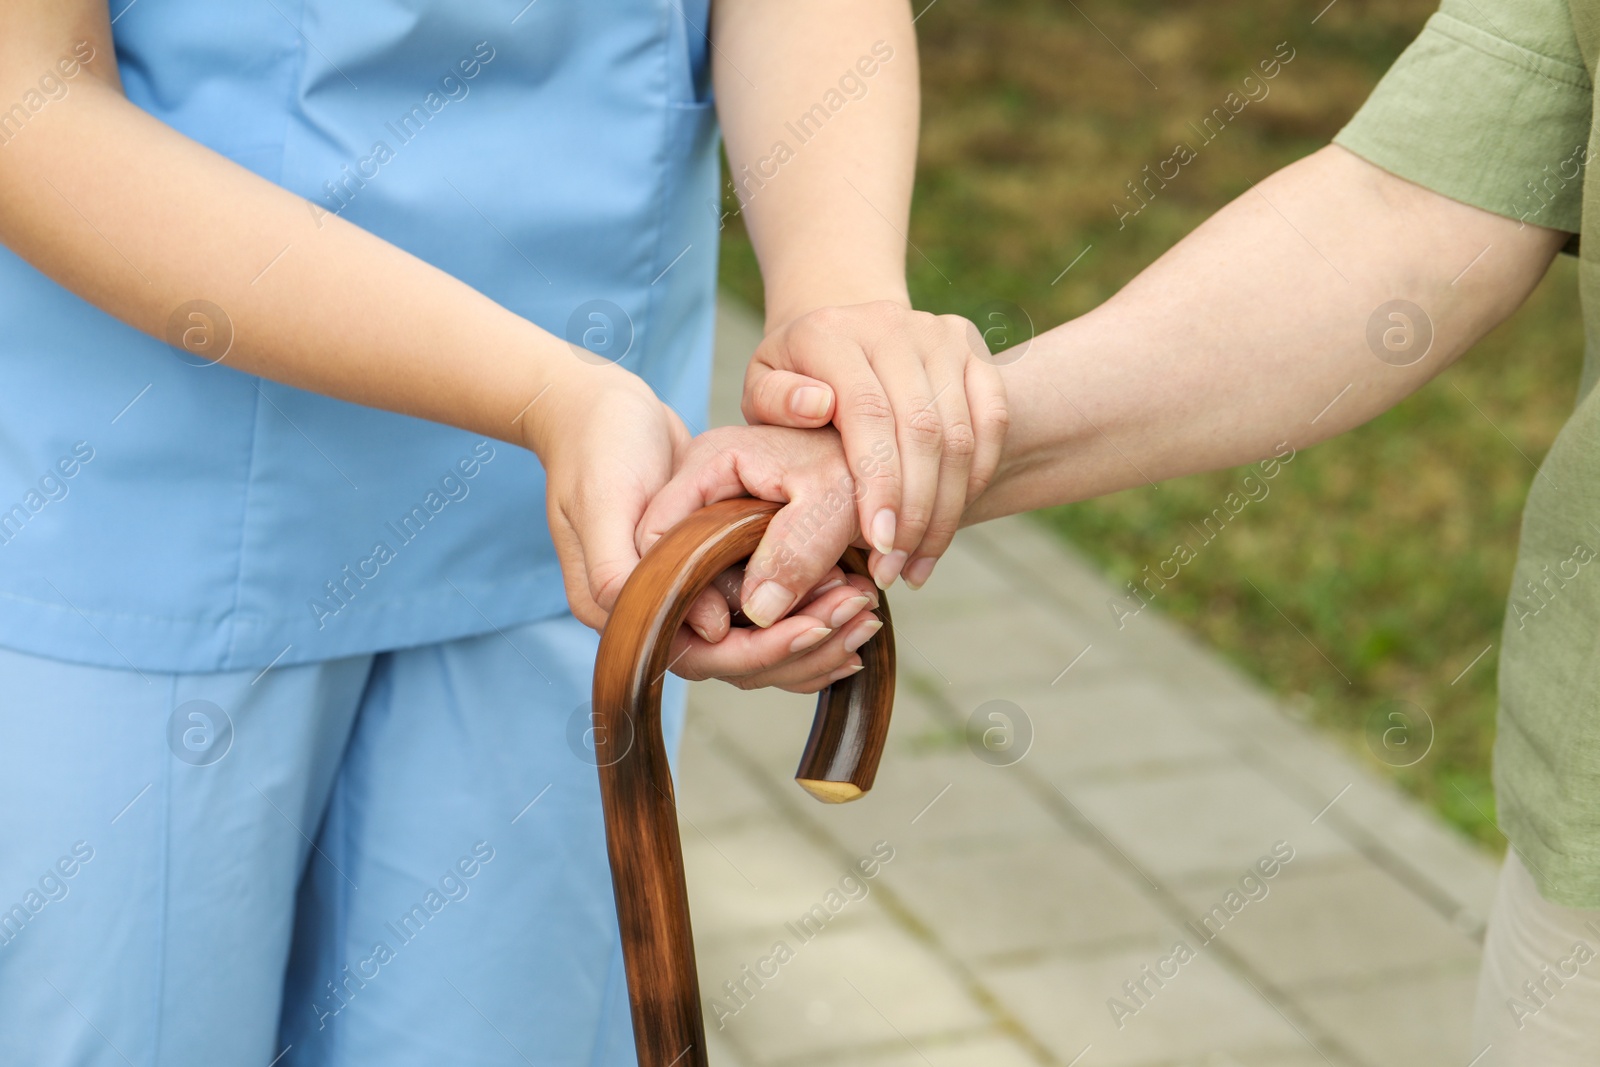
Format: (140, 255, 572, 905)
(592, 497, 896, 1067)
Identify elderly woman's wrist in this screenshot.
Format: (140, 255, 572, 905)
(962, 334, 1091, 523)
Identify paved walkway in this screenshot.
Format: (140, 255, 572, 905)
(679, 299, 1499, 1067)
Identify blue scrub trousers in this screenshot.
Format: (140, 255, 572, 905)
(0, 615, 685, 1066)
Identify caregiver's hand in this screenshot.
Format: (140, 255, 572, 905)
(534, 366, 690, 633)
(713, 0, 988, 592)
(535, 369, 876, 693)
(741, 302, 1008, 593)
(636, 425, 885, 694)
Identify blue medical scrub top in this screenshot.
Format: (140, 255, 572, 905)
(0, 1, 721, 672)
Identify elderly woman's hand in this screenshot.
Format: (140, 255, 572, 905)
(635, 425, 887, 693)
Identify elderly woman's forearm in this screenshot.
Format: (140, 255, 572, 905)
(966, 146, 1565, 523)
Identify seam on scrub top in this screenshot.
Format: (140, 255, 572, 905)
(221, 380, 266, 669)
(650, 0, 718, 438)
(635, 0, 675, 418)
(219, 0, 309, 669)
(274, 0, 313, 189)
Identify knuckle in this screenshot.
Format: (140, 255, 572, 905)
(742, 383, 781, 423)
(897, 501, 934, 537)
(845, 389, 896, 428)
(921, 513, 960, 550)
(977, 392, 1011, 438)
(742, 357, 768, 390)
(938, 313, 973, 336)
(698, 427, 738, 456)
(587, 566, 628, 611)
(865, 463, 897, 492)
(865, 299, 907, 322)
(942, 420, 977, 460)
(934, 314, 978, 351)
(739, 393, 761, 424)
(903, 404, 944, 450)
(804, 304, 849, 336)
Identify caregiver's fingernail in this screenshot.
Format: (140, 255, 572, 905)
(903, 557, 937, 590)
(872, 550, 908, 590)
(844, 618, 883, 653)
(829, 595, 871, 628)
(871, 508, 896, 555)
(790, 626, 832, 654)
(745, 581, 796, 628)
(690, 622, 714, 643)
(792, 386, 832, 420)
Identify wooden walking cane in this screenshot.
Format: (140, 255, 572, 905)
(591, 497, 896, 1067)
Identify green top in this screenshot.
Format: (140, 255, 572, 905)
(1335, 0, 1600, 906)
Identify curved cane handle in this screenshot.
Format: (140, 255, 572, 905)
(591, 497, 896, 1067)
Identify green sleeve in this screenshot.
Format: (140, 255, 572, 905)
(1334, 0, 1592, 234)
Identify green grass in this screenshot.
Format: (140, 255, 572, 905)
(717, 0, 1586, 847)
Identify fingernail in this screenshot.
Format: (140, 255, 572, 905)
(903, 557, 937, 590)
(790, 626, 832, 653)
(824, 662, 866, 686)
(872, 550, 908, 590)
(745, 581, 797, 628)
(812, 577, 847, 597)
(828, 595, 871, 629)
(871, 508, 896, 556)
(792, 386, 832, 420)
(844, 618, 883, 653)
(690, 622, 714, 643)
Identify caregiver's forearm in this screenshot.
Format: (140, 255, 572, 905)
(0, 8, 601, 462)
(967, 146, 1567, 522)
(712, 0, 918, 327)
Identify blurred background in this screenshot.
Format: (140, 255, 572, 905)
(717, 0, 1585, 850)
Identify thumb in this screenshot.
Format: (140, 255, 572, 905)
(742, 366, 835, 428)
